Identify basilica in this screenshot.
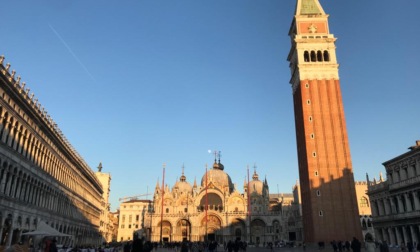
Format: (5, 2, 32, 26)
(142, 156, 300, 244)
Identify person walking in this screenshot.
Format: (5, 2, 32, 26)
(365, 237, 376, 252)
(351, 237, 361, 252)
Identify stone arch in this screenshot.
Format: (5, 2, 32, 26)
(304, 51, 310, 62)
(323, 50, 330, 61)
(317, 50, 323, 62)
(158, 220, 172, 242)
(202, 214, 222, 232)
(176, 218, 191, 240)
(199, 192, 223, 212)
(250, 219, 266, 244)
(230, 218, 246, 240)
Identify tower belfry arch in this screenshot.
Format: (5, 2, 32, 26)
(287, 0, 362, 243)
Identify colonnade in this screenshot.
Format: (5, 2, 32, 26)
(371, 191, 420, 216)
(374, 225, 419, 247)
(0, 58, 105, 247)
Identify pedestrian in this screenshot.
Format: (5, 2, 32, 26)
(401, 242, 407, 252)
(49, 239, 58, 252)
(365, 237, 376, 252)
(379, 241, 389, 252)
(181, 240, 189, 252)
(351, 237, 361, 252)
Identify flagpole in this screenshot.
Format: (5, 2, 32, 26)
(247, 165, 251, 243)
(160, 163, 165, 244)
(205, 163, 208, 242)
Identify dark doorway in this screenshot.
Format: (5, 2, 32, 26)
(208, 233, 215, 241)
(289, 232, 296, 241)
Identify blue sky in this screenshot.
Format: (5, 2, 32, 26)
(1, 0, 419, 211)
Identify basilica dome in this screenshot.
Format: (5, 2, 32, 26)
(201, 161, 234, 193)
(174, 173, 192, 194)
(249, 170, 263, 195)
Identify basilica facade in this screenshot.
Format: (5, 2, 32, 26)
(143, 159, 293, 245)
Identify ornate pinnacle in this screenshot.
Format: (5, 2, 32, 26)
(0, 55, 4, 65)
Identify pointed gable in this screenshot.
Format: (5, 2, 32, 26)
(296, 0, 325, 15)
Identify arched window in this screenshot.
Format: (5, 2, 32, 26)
(310, 51, 316, 62)
(323, 51, 330, 61)
(304, 51, 310, 62)
(317, 51, 323, 62)
(360, 197, 369, 207)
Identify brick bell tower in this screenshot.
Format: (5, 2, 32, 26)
(287, 0, 362, 243)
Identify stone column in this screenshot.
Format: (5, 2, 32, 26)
(416, 159, 420, 176)
(384, 198, 391, 215)
(380, 228, 387, 243)
(5, 174, 13, 196)
(397, 195, 405, 213)
(388, 227, 396, 246)
(409, 225, 417, 244)
(5, 214, 15, 247)
(404, 193, 413, 212)
(375, 228, 383, 242)
(413, 191, 420, 211)
(9, 174, 17, 197)
(402, 226, 409, 244)
(371, 200, 379, 216)
(390, 197, 396, 214)
(396, 227, 402, 246)
(0, 218, 4, 245)
(0, 169, 8, 193)
(377, 200, 385, 216)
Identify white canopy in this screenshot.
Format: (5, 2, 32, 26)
(22, 221, 72, 237)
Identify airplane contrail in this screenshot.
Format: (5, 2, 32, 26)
(48, 24, 96, 82)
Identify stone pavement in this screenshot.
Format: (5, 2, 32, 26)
(152, 245, 399, 252)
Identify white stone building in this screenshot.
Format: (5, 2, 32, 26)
(367, 140, 420, 246)
(0, 56, 104, 248)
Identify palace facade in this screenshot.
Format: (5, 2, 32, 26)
(367, 140, 420, 246)
(0, 56, 106, 248)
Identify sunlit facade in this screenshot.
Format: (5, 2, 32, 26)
(0, 56, 104, 248)
(140, 159, 297, 245)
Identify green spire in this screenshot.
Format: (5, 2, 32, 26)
(300, 0, 323, 15)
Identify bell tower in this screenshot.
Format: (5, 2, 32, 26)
(287, 0, 362, 243)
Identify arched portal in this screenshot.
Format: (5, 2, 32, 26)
(176, 219, 191, 241)
(201, 215, 222, 242)
(158, 220, 172, 243)
(250, 219, 266, 245)
(231, 218, 246, 242)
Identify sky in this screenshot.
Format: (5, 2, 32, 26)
(1, 0, 419, 212)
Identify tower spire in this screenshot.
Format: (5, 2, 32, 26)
(295, 0, 325, 16)
(180, 163, 186, 182)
